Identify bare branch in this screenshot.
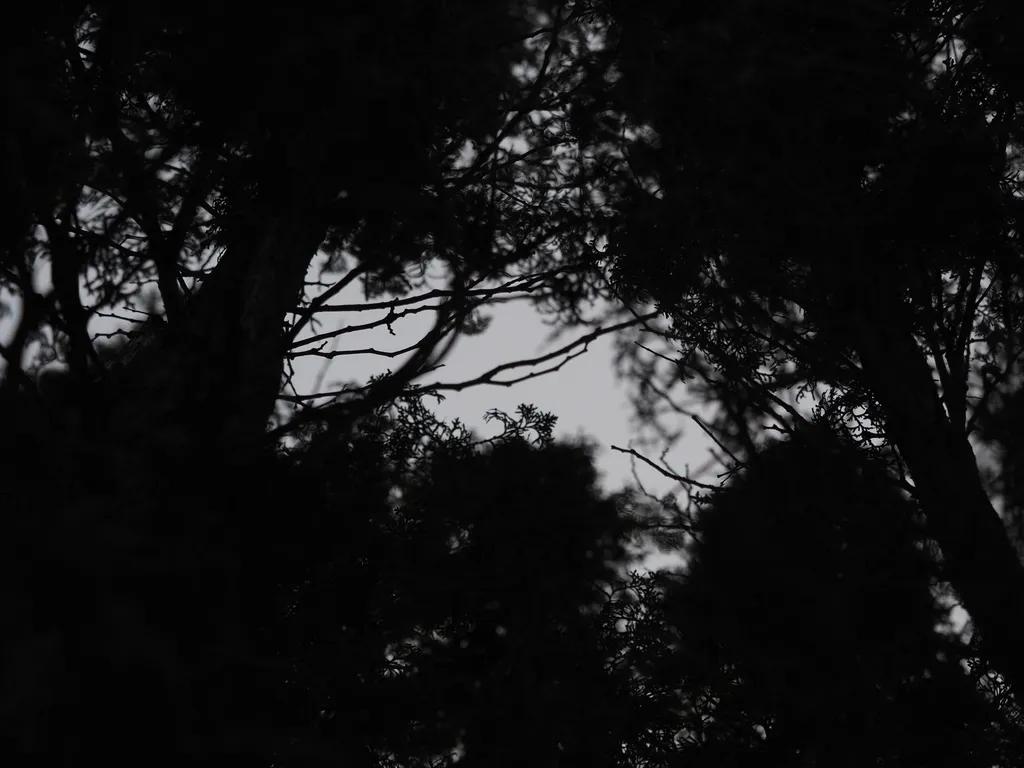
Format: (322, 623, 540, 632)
(288, 262, 370, 344)
(421, 312, 656, 394)
(610, 444, 719, 491)
(690, 415, 742, 472)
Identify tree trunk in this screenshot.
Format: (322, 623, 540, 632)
(854, 310, 1024, 705)
(12, 208, 331, 761)
(107, 207, 326, 468)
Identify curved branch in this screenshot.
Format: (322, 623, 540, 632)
(419, 312, 656, 395)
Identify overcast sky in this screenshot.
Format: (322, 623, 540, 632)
(285, 256, 718, 496)
(283, 257, 720, 569)
(1, 251, 717, 567)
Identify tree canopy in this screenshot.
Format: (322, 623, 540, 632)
(3, 1, 1024, 766)
(598, 0, 1024, 708)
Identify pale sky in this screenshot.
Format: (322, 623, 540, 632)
(285, 256, 718, 497)
(1, 251, 716, 570)
(1, 278, 713, 497)
(284, 257, 718, 569)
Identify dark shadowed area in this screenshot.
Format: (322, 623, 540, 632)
(3, 2, 1024, 766)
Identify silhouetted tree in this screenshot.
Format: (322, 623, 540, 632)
(0, 4, 641, 764)
(587, 0, 1024, 711)
(8, 2, 1024, 766)
(664, 424, 1021, 766)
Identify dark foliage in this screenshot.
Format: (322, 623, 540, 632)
(666, 427, 1015, 766)
(4, 2, 1024, 766)
(592, 0, 1024, 723)
(1, 366, 640, 764)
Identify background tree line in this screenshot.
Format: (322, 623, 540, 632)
(2, 1, 1024, 765)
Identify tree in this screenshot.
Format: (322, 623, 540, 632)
(665, 424, 1023, 766)
(0, 4, 645, 764)
(586, 0, 1024, 710)
(9, 2, 1024, 765)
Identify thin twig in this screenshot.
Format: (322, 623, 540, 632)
(610, 444, 719, 491)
